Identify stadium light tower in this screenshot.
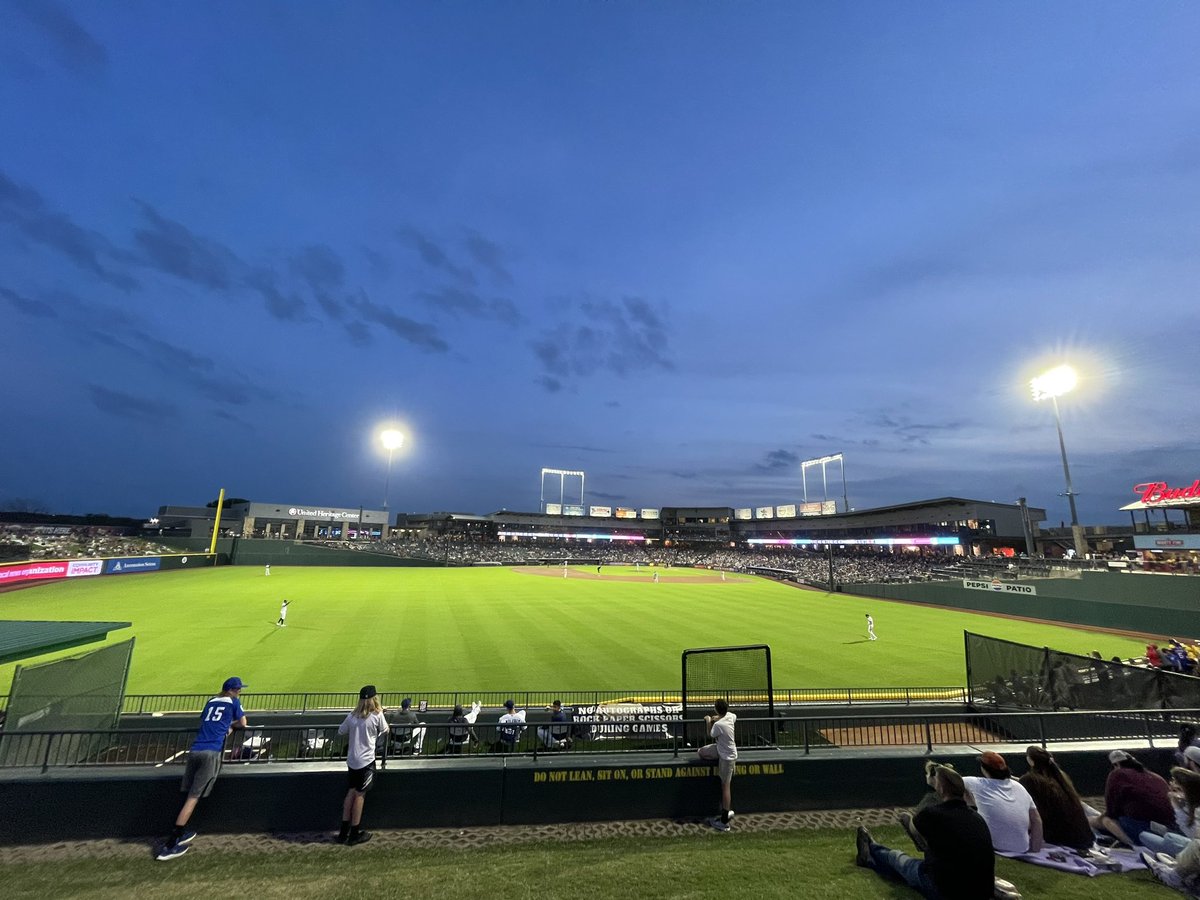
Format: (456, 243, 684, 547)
(380, 428, 405, 511)
(1030, 365, 1086, 559)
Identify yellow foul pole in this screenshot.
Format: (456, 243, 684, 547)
(208, 487, 225, 555)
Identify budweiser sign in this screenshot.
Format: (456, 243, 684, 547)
(1134, 480, 1200, 504)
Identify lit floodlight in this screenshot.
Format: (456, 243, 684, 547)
(1030, 365, 1077, 402)
(380, 429, 405, 451)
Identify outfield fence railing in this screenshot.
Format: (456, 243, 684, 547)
(1, 708, 1192, 774)
(93, 686, 968, 716)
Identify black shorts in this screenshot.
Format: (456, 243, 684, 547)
(347, 761, 376, 793)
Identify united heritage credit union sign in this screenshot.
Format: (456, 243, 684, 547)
(963, 578, 1037, 596)
(288, 507, 362, 520)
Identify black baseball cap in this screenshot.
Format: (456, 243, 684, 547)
(359, 684, 377, 699)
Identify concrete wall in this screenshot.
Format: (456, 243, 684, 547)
(0, 747, 1166, 844)
(160, 538, 433, 568)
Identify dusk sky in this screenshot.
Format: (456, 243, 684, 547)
(2, 1, 1197, 525)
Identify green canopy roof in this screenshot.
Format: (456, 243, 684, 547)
(0, 620, 132, 666)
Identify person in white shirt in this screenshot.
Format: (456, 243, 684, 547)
(335, 684, 388, 845)
(495, 699, 527, 752)
(276, 599, 289, 626)
(963, 751, 1044, 854)
(264, 564, 270, 576)
(866, 614, 877, 641)
(697, 699, 738, 831)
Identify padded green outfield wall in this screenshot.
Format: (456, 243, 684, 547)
(851, 572, 1199, 636)
(161, 537, 432, 568)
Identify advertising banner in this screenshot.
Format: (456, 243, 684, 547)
(755, 506, 774, 519)
(963, 578, 1037, 596)
(105, 557, 162, 575)
(1133, 535, 1200, 550)
(588, 505, 612, 518)
(0, 561, 69, 585)
(563, 505, 585, 517)
(66, 560, 104, 578)
(776, 504, 797, 518)
(544, 503, 563, 515)
(615, 507, 637, 519)
(734, 508, 752, 520)
(640, 508, 660, 520)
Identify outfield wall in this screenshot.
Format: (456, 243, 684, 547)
(850, 571, 1200, 636)
(0, 746, 1148, 844)
(161, 537, 432, 568)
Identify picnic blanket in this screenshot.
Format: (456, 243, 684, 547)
(998, 843, 1148, 876)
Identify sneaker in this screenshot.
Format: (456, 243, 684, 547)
(347, 830, 373, 845)
(855, 825, 874, 868)
(1157, 852, 1177, 866)
(155, 842, 189, 861)
(724, 809, 735, 826)
(175, 830, 197, 846)
(707, 818, 730, 832)
(1143, 855, 1185, 890)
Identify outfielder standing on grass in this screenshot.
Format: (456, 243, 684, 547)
(866, 613, 876, 641)
(156, 676, 248, 861)
(336, 684, 388, 845)
(277, 598, 289, 626)
(697, 698, 737, 831)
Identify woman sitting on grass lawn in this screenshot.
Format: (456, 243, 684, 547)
(1140, 767, 1200, 859)
(1018, 745, 1094, 851)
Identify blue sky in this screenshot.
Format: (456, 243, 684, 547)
(1, 1, 1197, 524)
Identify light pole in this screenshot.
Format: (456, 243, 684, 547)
(380, 429, 405, 511)
(1030, 365, 1086, 559)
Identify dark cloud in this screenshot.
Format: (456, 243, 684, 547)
(11, 0, 108, 75)
(671, 470, 700, 480)
(464, 231, 513, 285)
(0, 285, 57, 318)
(0, 170, 137, 290)
(755, 448, 800, 473)
(589, 491, 626, 502)
(344, 320, 371, 346)
(537, 375, 563, 392)
(398, 227, 476, 285)
(417, 286, 522, 326)
(360, 245, 392, 279)
(291, 243, 346, 319)
(132, 200, 239, 291)
(348, 291, 448, 352)
(244, 267, 307, 322)
(90, 323, 275, 407)
(88, 384, 177, 422)
(531, 295, 674, 389)
(535, 443, 615, 454)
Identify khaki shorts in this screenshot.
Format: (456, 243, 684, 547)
(180, 749, 222, 798)
(698, 744, 736, 783)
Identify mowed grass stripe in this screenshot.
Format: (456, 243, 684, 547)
(0, 567, 1150, 695)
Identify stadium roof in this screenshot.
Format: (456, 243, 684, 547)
(0, 620, 132, 666)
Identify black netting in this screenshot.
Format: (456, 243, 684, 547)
(681, 644, 773, 718)
(965, 632, 1200, 711)
(1, 638, 135, 765)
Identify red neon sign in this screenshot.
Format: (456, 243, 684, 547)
(1134, 480, 1200, 504)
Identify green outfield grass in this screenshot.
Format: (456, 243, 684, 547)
(0, 566, 1150, 695)
(0, 827, 1176, 900)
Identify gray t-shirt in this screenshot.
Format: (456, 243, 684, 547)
(339, 711, 388, 769)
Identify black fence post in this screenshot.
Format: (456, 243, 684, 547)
(924, 718, 933, 754)
(803, 719, 810, 755)
(1037, 713, 1047, 749)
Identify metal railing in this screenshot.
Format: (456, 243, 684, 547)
(102, 686, 967, 716)
(1, 708, 1191, 773)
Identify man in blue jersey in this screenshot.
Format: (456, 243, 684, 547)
(156, 676, 248, 861)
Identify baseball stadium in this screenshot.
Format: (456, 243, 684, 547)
(2, 481, 1199, 900)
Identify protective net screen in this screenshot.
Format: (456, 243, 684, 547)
(965, 631, 1200, 711)
(681, 644, 773, 718)
(1, 638, 135, 766)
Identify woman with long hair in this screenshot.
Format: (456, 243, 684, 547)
(335, 685, 388, 845)
(1017, 745, 1093, 850)
(1140, 767, 1200, 858)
